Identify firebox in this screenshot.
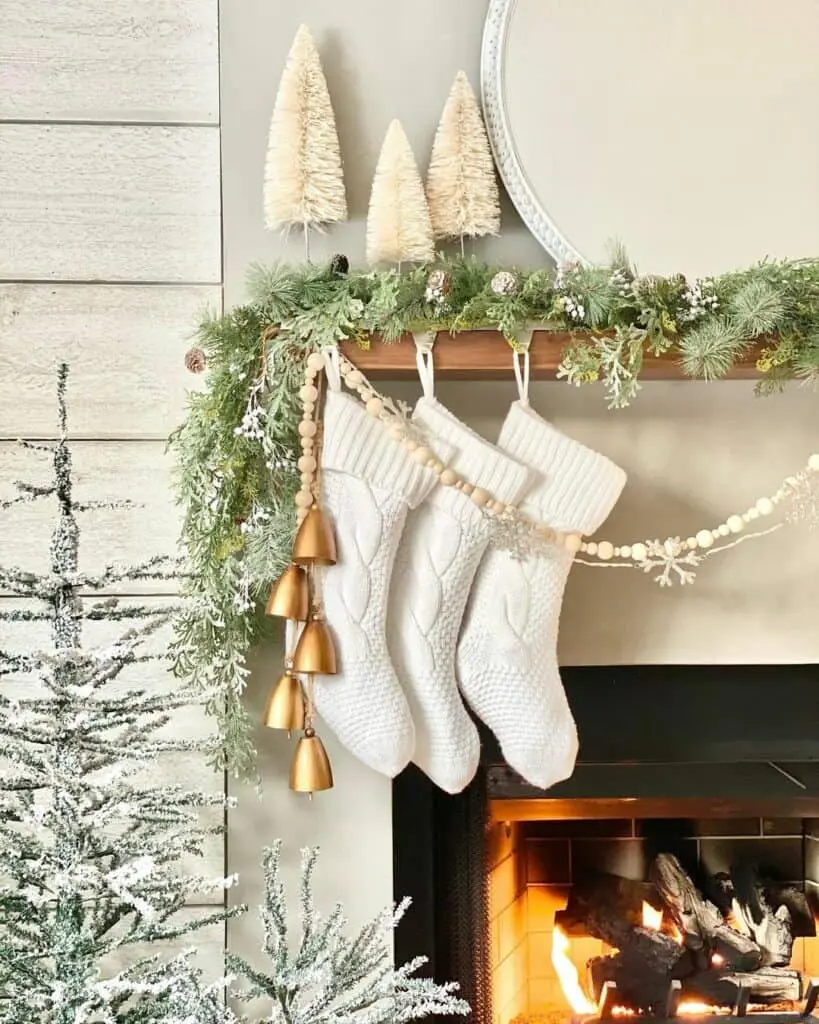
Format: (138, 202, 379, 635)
(392, 665, 819, 1024)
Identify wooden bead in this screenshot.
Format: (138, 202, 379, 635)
(440, 469, 458, 486)
(300, 473, 312, 486)
(306, 352, 324, 373)
(756, 497, 774, 516)
(302, 401, 315, 415)
(585, 542, 598, 556)
(746, 506, 759, 520)
(491, 500, 506, 514)
(431, 460, 444, 473)
(711, 529, 720, 541)
(717, 523, 730, 537)
(299, 384, 318, 403)
(298, 420, 317, 438)
(686, 537, 698, 549)
(727, 514, 744, 534)
(295, 490, 313, 508)
(696, 529, 714, 549)
(564, 534, 582, 554)
(597, 541, 614, 560)
(300, 436, 314, 452)
(460, 482, 473, 496)
(298, 455, 317, 474)
(366, 397, 384, 417)
(631, 542, 647, 562)
(471, 487, 490, 508)
(412, 446, 431, 465)
(620, 544, 631, 559)
(405, 439, 418, 452)
(345, 369, 363, 388)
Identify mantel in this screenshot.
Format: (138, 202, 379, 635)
(339, 331, 764, 381)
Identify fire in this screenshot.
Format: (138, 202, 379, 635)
(551, 926, 596, 1015)
(678, 1001, 714, 1016)
(642, 901, 663, 931)
(711, 952, 725, 967)
(670, 923, 684, 945)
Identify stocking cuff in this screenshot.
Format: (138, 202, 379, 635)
(499, 401, 626, 534)
(413, 397, 530, 504)
(322, 391, 439, 509)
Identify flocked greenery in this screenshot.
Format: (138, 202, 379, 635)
(226, 841, 469, 1024)
(171, 253, 819, 772)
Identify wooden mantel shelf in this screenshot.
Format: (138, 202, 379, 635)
(339, 330, 763, 381)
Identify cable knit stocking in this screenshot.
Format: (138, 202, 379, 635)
(457, 401, 626, 790)
(387, 397, 530, 793)
(313, 390, 441, 777)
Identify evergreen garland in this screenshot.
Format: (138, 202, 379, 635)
(171, 254, 819, 772)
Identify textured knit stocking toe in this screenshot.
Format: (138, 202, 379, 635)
(314, 390, 440, 777)
(387, 397, 531, 793)
(457, 401, 626, 791)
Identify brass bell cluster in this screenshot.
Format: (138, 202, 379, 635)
(264, 503, 338, 796)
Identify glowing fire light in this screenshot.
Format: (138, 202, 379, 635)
(642, 901, 663, 931)
(678, 1002, 714, 1016)
(551, 926, 596, 1015)
(611, 1007, 636, 1017)
(711, 952, 725, 967)
(670, 923, 684, 945)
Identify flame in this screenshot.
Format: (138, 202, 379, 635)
(678, 1002, 716, 1016)
(551, 926, 596, 1015)
(670, 923, 684, 945)
(642, 901, 663, 931)
(611, 1008, 636, 1017)
(711, 952, 725, 967)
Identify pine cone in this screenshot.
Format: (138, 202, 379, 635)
(330, 253, 349, 277)
(184, 346, 207, 374)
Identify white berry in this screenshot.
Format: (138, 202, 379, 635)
(696, 529, 714, 549)
(726, 514, 744, 534)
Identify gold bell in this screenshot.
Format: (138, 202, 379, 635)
(292, 505, 337, 566)
(292, 617, 337, 675)
(263, 670, 305, 731)
(265, 563, 309, 621)
(289, 729, 334, 794)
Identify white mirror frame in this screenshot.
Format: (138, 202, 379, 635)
(481, 0, 585, 267)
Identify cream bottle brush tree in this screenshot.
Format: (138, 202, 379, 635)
(426, 70, 500, 255)
(366, 119, 435, 268)
(264, 24, 347, 259)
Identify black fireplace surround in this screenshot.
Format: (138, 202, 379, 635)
(392, 665, 819, 1023)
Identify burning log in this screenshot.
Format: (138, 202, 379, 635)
(727, 864, 794, 967)
(682, 966, 803, 1006)
(650, 853, 763, 972)
(556, 876, 691, 976)
(589, 952, 689, 1013)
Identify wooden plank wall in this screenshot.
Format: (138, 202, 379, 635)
(0, 0, 225, 978)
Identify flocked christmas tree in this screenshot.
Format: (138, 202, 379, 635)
(264, 24, 348, 258)
(227, 841, 470, 1024)
(0, 365, 237, 1024)
(366, 119, 435, 267)
(426, 71, 500, 254)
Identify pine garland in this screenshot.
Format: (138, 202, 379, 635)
(171, 253, 819, 771)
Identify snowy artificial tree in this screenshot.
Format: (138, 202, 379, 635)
(227, 841, 470, 1024)
(366, 119, 435, 267)
(0, 365, 237, 1024)
(264, 24, 348, 256)
(426, 70, 500, 253)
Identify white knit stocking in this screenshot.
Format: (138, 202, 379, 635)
(387, 397, 530, 793)
(457, 401, 626, 790)
(313, 389, 440, 777)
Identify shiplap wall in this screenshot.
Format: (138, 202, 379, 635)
(0, 0, 225, 980)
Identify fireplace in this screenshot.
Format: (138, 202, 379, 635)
(392, 665, 819, 1024)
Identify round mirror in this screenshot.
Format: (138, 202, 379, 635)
(482, 0, 819, 278)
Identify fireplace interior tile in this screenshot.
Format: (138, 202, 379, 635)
(524, 840, 571, 884)
(699, 836, 805, 881)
